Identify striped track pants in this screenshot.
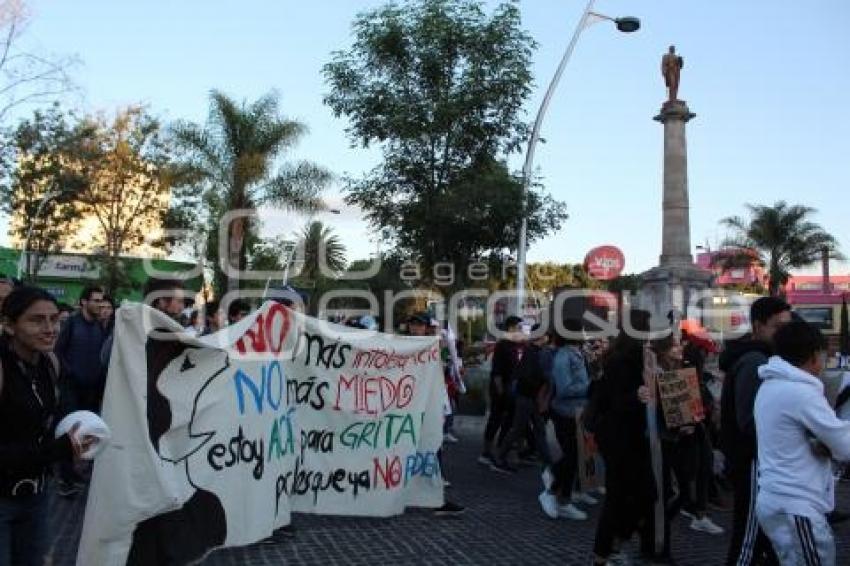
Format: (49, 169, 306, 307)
(758, 511, 835, 566)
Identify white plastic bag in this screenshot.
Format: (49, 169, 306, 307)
(55, 410, 111, 460)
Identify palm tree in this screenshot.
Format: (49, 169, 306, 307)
(720, 201, 842, 296)
(290, 220, 346, 315)
(294, 220, 347, 282)
(173, 90, 331, 293)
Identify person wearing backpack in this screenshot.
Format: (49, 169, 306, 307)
(0, 286, 94, 566)
(489, 325, 553, 474)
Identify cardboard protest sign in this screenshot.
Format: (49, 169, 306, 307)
(77, 302, 445, 566)
(656, 367, 705, 428)
(575, 409, 602, 492)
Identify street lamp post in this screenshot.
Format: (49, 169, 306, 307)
(17, 188, 70, 280)
(515, 0, 639, 316)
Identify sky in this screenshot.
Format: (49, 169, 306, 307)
(7, 0, 850, 275)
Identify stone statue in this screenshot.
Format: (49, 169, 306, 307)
(661, 45, 684, 102)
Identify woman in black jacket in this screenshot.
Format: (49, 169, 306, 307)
(592, 311, 684, 565)
(0, 286, 91, 565)
(592, 310, 653, 564)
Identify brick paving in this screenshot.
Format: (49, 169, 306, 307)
(48, 416, 850, 565)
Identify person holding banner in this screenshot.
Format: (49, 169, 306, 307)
(406, 313, 465, 517)
(0, 287, 94, 566)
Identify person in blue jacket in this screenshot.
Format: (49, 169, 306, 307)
(539, 319, 590, 521)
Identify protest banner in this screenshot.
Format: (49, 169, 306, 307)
(77, 302, 445, 566)
(575, 408, 602, 492)
(656, 367, 705, 428)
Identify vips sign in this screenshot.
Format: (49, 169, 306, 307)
(584, 246, 625, 281)
(77, 303, 445, 566)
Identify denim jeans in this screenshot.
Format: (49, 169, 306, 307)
(0, 491, 49, 566)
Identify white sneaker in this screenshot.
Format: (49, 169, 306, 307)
(690, 516, 724, 535)
(557, 502, 587, 521)
(680, 508, 696, 520)
(443, 432, 460, 444)
(541, 467, 554, 490)
(538, 490, 559, 519)
(572, 491, 598, 505)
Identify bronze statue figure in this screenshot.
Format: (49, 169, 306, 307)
(661, 45, 684, 102)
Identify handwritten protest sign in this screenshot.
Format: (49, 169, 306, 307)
(77, 303, 445, 566)
(575, 409, 602, 492)
(656, 367, 705, 428)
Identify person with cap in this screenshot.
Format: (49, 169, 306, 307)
(479, 315, 525, 466)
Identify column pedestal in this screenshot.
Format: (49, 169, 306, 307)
(638, 99, 712, 326)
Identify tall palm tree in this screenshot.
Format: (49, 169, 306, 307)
(720, 201, 842, 296)
(173, 90, 331, 293)
(295, 220, 347, 282)
(290, 220, 346, 315)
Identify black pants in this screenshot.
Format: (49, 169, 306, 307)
(593, 435, 654, 559)
(550, 413, 578, 496)
(495, 396, 552, 464)
(672, 426, 711, 516)
(483, 380, 513, 452)
(727, 458, 778, 565)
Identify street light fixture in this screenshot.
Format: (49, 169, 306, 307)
(515, 1, 639, 317)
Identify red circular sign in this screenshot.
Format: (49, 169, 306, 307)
(584, 246, 626, 280)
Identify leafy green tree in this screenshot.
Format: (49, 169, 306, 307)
(0, 104, 87, 281)
(173, 90, 331, 295)
(720, 201, 842, 296)
(73, 106, 190, 295)
(324, 0, 567, 285)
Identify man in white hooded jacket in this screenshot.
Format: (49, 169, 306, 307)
(754, 320, 850, 566)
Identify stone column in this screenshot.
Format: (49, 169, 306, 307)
(654, 100, 696, 266)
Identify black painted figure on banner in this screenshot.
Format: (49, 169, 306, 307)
(126, 336, 228, 565)
(127, 277, 228, 566)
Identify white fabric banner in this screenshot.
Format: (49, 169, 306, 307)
(77, 302, 445, 565)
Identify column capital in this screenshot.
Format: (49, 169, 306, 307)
(654, 99, 696, 123)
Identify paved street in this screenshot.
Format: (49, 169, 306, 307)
(49, 416, 850, 565)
